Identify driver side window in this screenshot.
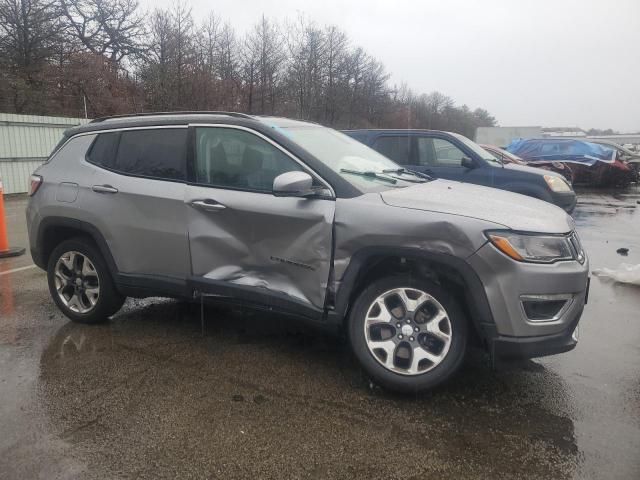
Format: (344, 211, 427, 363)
(194, 127, 303, 192)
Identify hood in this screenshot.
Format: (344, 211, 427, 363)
(502, 162, 564, 177)
(380, 180, 573, 233)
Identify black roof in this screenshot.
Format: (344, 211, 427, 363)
(89, 111, 253, 123)
(66, 112, 261, 137)
(63, 112, 361, 199)
(65, 112, 319, 137)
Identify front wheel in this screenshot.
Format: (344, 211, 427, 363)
(348, 276, 468, 392)
(47, 238, 125, 324)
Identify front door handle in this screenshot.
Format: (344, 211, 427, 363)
(189, 199, 226, 212)
(92, 184, 118, 194)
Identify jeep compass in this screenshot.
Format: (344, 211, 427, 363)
(26, 112, 589, 392)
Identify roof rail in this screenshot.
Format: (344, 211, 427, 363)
(90, 111, 254, 123)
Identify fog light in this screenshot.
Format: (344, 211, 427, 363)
(520, 294, 573, 322)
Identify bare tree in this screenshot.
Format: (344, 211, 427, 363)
(195, 12, 221, 107)
(140, 8, 172, 110)
(0, 0, 62, 111)
(170, 0, 193, 107)
(59, 0, 146, 64)
(285, 16, 327, 120)
(242, 15, 285, 114)
(323, 25, 347, 124)
(0, 3, 497, 133)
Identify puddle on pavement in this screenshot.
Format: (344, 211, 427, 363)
(574, 187, 640, 220)
(33, 298, 580, 479)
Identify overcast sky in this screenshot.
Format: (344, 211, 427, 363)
(141, 0, 640, 132)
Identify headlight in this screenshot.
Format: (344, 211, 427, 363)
(544, 174, 572, 192)
(487, 231, 574, 263)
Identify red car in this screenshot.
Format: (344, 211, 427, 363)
(505, 139, 636, 188)
(480, 144, 574, 183)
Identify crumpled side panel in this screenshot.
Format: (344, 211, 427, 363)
(332, 193, 498, 288)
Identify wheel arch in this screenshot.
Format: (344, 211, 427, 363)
(329, 247, 495, 345)
(35, 216, 118, 279)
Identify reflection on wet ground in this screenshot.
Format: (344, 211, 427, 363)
(1, 191, 640, 479)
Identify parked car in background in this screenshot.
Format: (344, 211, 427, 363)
(481, 144, 574, 183)
(587, 139, 640, 183)
(27, 112, 589, 393)
(507, 138, 636, 188)
(344, 129, 577, 212)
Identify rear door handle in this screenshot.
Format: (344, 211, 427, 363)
(92, 184, 118, 194)
(189, 199, 226, 212)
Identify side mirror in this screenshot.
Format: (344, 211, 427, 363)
(461, 157, 477, 169)
(273, 171, 314, 197)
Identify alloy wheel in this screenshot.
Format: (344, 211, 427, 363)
(364, 287, 452, 375)
(54, 251, 101, 314)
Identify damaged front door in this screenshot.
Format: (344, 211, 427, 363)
(186, 125, 335, 316)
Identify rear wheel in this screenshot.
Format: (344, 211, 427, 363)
(47, 238, 125, 324)
(348, 276, 468, 392)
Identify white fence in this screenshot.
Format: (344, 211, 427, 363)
(0, 113, 88, 194)
(0, 159, 50, 194)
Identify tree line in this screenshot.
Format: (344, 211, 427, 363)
(0, 0, 497, 137)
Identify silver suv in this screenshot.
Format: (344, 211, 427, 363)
(26, 112, 589, 392)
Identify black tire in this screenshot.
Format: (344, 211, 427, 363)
(348, 275, 468, 393)
(47, 237, 125, 324)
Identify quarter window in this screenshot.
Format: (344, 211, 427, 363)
(87, 132, 119, 168)
(194, 127, 303, 191)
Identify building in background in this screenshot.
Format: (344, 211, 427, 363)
(0, 114, 88, 194)
(541, 127, 587, 137)
(475, 126, 542, 148)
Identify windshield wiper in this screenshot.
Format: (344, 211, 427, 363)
(382, 168, 431, 182)
(340, 169, 397, 184)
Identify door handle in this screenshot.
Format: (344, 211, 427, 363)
(92, 184, 118, 194)
(189, 199, 226, 212)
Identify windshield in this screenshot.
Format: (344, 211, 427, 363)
(451, 133, 502, 165)
(278, 126, 422, 191)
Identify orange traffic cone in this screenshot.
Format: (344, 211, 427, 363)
(0, 176, 26, 258)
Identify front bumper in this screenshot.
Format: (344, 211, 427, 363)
(488, 298, 583, 359)
(468, 239, 589, 358)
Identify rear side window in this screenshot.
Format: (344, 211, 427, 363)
(114, 129, 187, 180)
(372, 136, 412, 165)
(87, 132, 119, 168)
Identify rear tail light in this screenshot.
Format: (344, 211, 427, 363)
(29, 175, 43, 196)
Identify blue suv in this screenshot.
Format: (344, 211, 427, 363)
(343, 129, 577, 213)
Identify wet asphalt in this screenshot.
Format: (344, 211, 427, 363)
(1, 190, 639, 479)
